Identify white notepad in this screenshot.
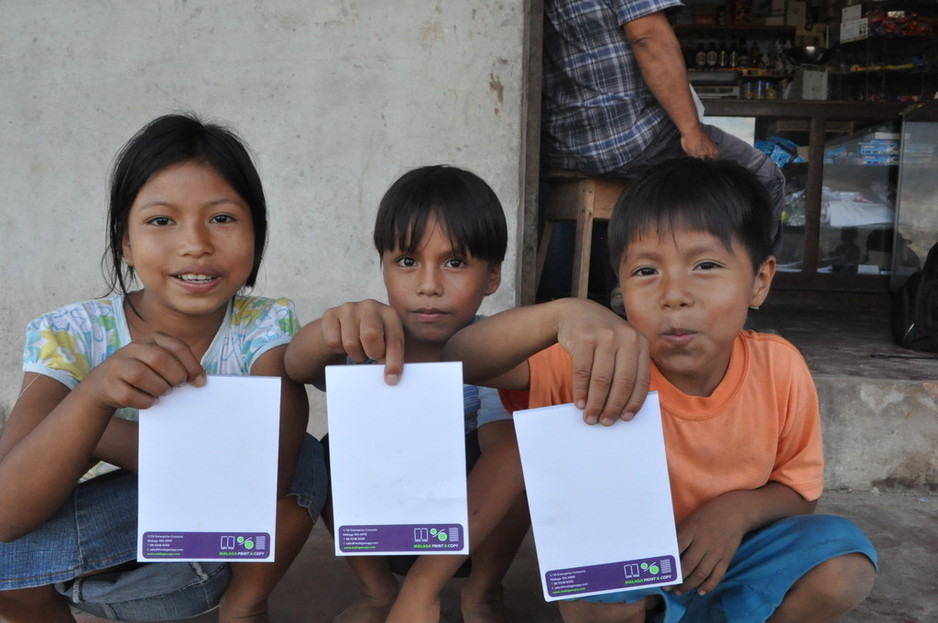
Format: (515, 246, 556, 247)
(513, 392, 681, 601)
(326, 362, 468, 556)
(137, 375, 281, 562)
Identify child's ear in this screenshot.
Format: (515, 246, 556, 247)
(484, 262, 502, 296)
(749, 256, 776, 308)
(121, 234, 135, 268)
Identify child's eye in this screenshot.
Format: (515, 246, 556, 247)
(632, 266, 657, 277)
(445, 258, 466, 269)
(211, 214, 237, 224)
(696, 261, 722, 271)
(147, 216, 173, 226)
(396, 257, 417, 268)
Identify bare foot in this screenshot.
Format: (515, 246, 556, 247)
(385, 595, 441, 623)
(461, 600, 512, 623)
(331, 593, 394, 623)
(461, 586, 511, 623)
(218, 596, 270, 623)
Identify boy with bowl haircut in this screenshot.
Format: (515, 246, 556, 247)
(288, 165, 534, 623)
(444, 157, 877, 623)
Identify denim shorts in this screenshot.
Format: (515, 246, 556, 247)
(577, 514, 877, 623)
(0, 433, 327, 621)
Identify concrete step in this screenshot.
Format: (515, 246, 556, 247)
(73, 489, 936, 623)
(753, 305, 938, 492)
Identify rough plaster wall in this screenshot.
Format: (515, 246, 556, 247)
(0, 1, 526, 435)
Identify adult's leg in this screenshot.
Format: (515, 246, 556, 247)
(703, 123, 787, 257)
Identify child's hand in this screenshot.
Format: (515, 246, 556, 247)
(555, 300, 650, 425)
(321, 299, 405, 385)
(670, 496, 746, 597)
(83, 332, 206, 411)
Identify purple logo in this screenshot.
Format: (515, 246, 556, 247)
(142, 532, 271, 559)
(338, 523, 465, 553)
(546, 555, 677, 597)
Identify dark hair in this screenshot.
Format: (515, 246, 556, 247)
(105, 113, 267, 296)
(373, 165, 508, 264)
(608, 157, 773, 272)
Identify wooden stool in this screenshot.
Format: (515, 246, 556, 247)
(537, 170, 629, 299)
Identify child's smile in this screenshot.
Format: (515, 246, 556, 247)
(618, 228, 774, 396)
(121, 161, 255, 329)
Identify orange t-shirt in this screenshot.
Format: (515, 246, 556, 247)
(500, 331, 824, 524)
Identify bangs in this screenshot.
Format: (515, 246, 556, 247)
(608, 157, 773, 271)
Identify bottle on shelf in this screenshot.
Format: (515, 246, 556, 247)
(695, 40, 707, 71)
(718, 40, 729, 69)
(750, 41, 762, 69)
(737, 38, 749, 69)
(706, 39, 718, 71)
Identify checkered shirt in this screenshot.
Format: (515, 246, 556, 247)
(541, 0, 685, 174)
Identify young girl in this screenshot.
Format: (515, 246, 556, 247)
(0, 114, 327, 623)
(285, 165, 529, 623)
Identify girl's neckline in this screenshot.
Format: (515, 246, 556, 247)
(120, 292, 233, 363)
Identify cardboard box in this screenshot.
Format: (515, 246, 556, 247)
(840, 17, 868, 42)
(841, 3, 862, 22)
(787, 1, 806, 26)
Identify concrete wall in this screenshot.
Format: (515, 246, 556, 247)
(0, 1, 530, 435)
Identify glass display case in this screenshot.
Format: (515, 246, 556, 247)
(893, 100, 938, 288)
(703, 99, 908, 292)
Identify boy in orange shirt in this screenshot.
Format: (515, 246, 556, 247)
(444, 157, 877, 623)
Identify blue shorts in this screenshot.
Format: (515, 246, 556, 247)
(0, 433, 328, 621)
(576, 514, 877, 623)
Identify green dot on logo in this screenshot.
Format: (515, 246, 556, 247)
(438, 532, 448, 542)
(649, 565, 660, 575)
(245, 540, 254, 550)
(237, 537, 244, 544)
(641, 563, 648, 570)
(430, 529, 438, 536)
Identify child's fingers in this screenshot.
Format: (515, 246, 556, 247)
(321, 305, 366, 361)
(568, 339, 599, 424)
(675, 544, 710, 595)
(149, 332, 206, 386)
(381, 319, 405, 386)
(694, 559, 729, 596)
(614, 339, 651, 423)
(358, 304, 405, 385)
(105, 361, 177, 409)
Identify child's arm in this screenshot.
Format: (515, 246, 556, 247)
(0, 333, 204, 541)
(443, 298, 650, 425)
(672, 482, 816, 597)
(284, 299, 405, 387)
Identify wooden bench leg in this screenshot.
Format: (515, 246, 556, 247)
(571, 187, 595, 299)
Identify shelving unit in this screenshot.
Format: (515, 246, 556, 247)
(704, 99, 909, 293)
(829, 0, 937, 102)
(830, 33, 937, 102)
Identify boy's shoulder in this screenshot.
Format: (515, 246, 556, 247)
(736, 329, 813, 385)
(740, 329, 806, 361)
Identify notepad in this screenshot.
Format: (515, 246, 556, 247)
(513, 393, 681, 601)
(325, 362, 468, 556)
(137, 375, 281, 562)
